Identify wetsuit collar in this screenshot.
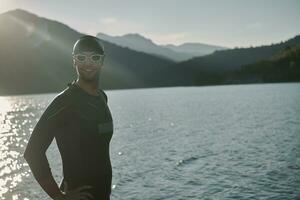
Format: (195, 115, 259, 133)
(67, 80, 102, 97)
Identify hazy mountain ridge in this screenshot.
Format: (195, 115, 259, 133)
(0, 9, 175, 95)
(97, 32, 227, 61)
(172, 35, 300, 72)
(0, 9, 299, 95)
(163, 42, 227, 56)
(156, 35, 300, 86)
(97, 32, 191, 61)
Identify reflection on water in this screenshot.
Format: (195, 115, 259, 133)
(0, 95, 51, 200)
(1, 83, 300, 200)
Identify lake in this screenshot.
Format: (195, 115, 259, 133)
(0, 83, 300, 200)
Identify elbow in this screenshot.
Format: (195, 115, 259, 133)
(22, 147, 52, 180)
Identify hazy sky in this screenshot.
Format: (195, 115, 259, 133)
(1, 0, 299, 48)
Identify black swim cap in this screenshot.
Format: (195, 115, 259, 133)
(72, 35, 104, 55)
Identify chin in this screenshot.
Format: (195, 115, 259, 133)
(80, 75, 100, 82)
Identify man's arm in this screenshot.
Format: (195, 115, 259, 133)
(23, 95, 69, 199)
(34, 175, 64, 199)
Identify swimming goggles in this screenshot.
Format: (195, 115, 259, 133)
(73, 53, 105, 64)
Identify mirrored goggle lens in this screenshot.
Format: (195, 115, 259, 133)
(91, 55, 103, 61)
(76, 55, 87, 61)
(74, 54, 104, 62)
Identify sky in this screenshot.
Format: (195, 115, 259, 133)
(0, 0, 299, 48)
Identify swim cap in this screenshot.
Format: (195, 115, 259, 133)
(72, 35, 104, 55)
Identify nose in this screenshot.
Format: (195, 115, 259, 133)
(85, 58, 94, 65)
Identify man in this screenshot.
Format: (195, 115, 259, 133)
(23, 35, 114, 200)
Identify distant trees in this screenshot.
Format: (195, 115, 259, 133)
(192, 43, 300, 86)
(233, 43, 300, 83)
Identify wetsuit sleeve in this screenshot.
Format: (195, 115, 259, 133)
(23, 95, 69, 181)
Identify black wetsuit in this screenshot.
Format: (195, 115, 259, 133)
(23, 80, 114, 200)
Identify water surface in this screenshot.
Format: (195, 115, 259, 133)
(0, 83, 299, 199)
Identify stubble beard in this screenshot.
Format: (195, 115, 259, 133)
(78, 69, 101, 84)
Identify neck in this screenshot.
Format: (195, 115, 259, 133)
(75, 77, 100, 96)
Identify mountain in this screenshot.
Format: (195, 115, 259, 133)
(162, 43, 227, 57)
(159, 35, 300, 86)
(232, 43, 300, 83)
(96, 32, 227, 61)
(97, 32, 191, 61)
(0, 9, 299, 96)
(0, 9, 175, 95)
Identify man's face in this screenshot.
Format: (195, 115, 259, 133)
(73, 51, 105, 81)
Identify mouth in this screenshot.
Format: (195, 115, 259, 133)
(81, 68, 96, 73)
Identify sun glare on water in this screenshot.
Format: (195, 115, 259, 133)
(0, 96, 30, 199)
(0, 97, 13, 114)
